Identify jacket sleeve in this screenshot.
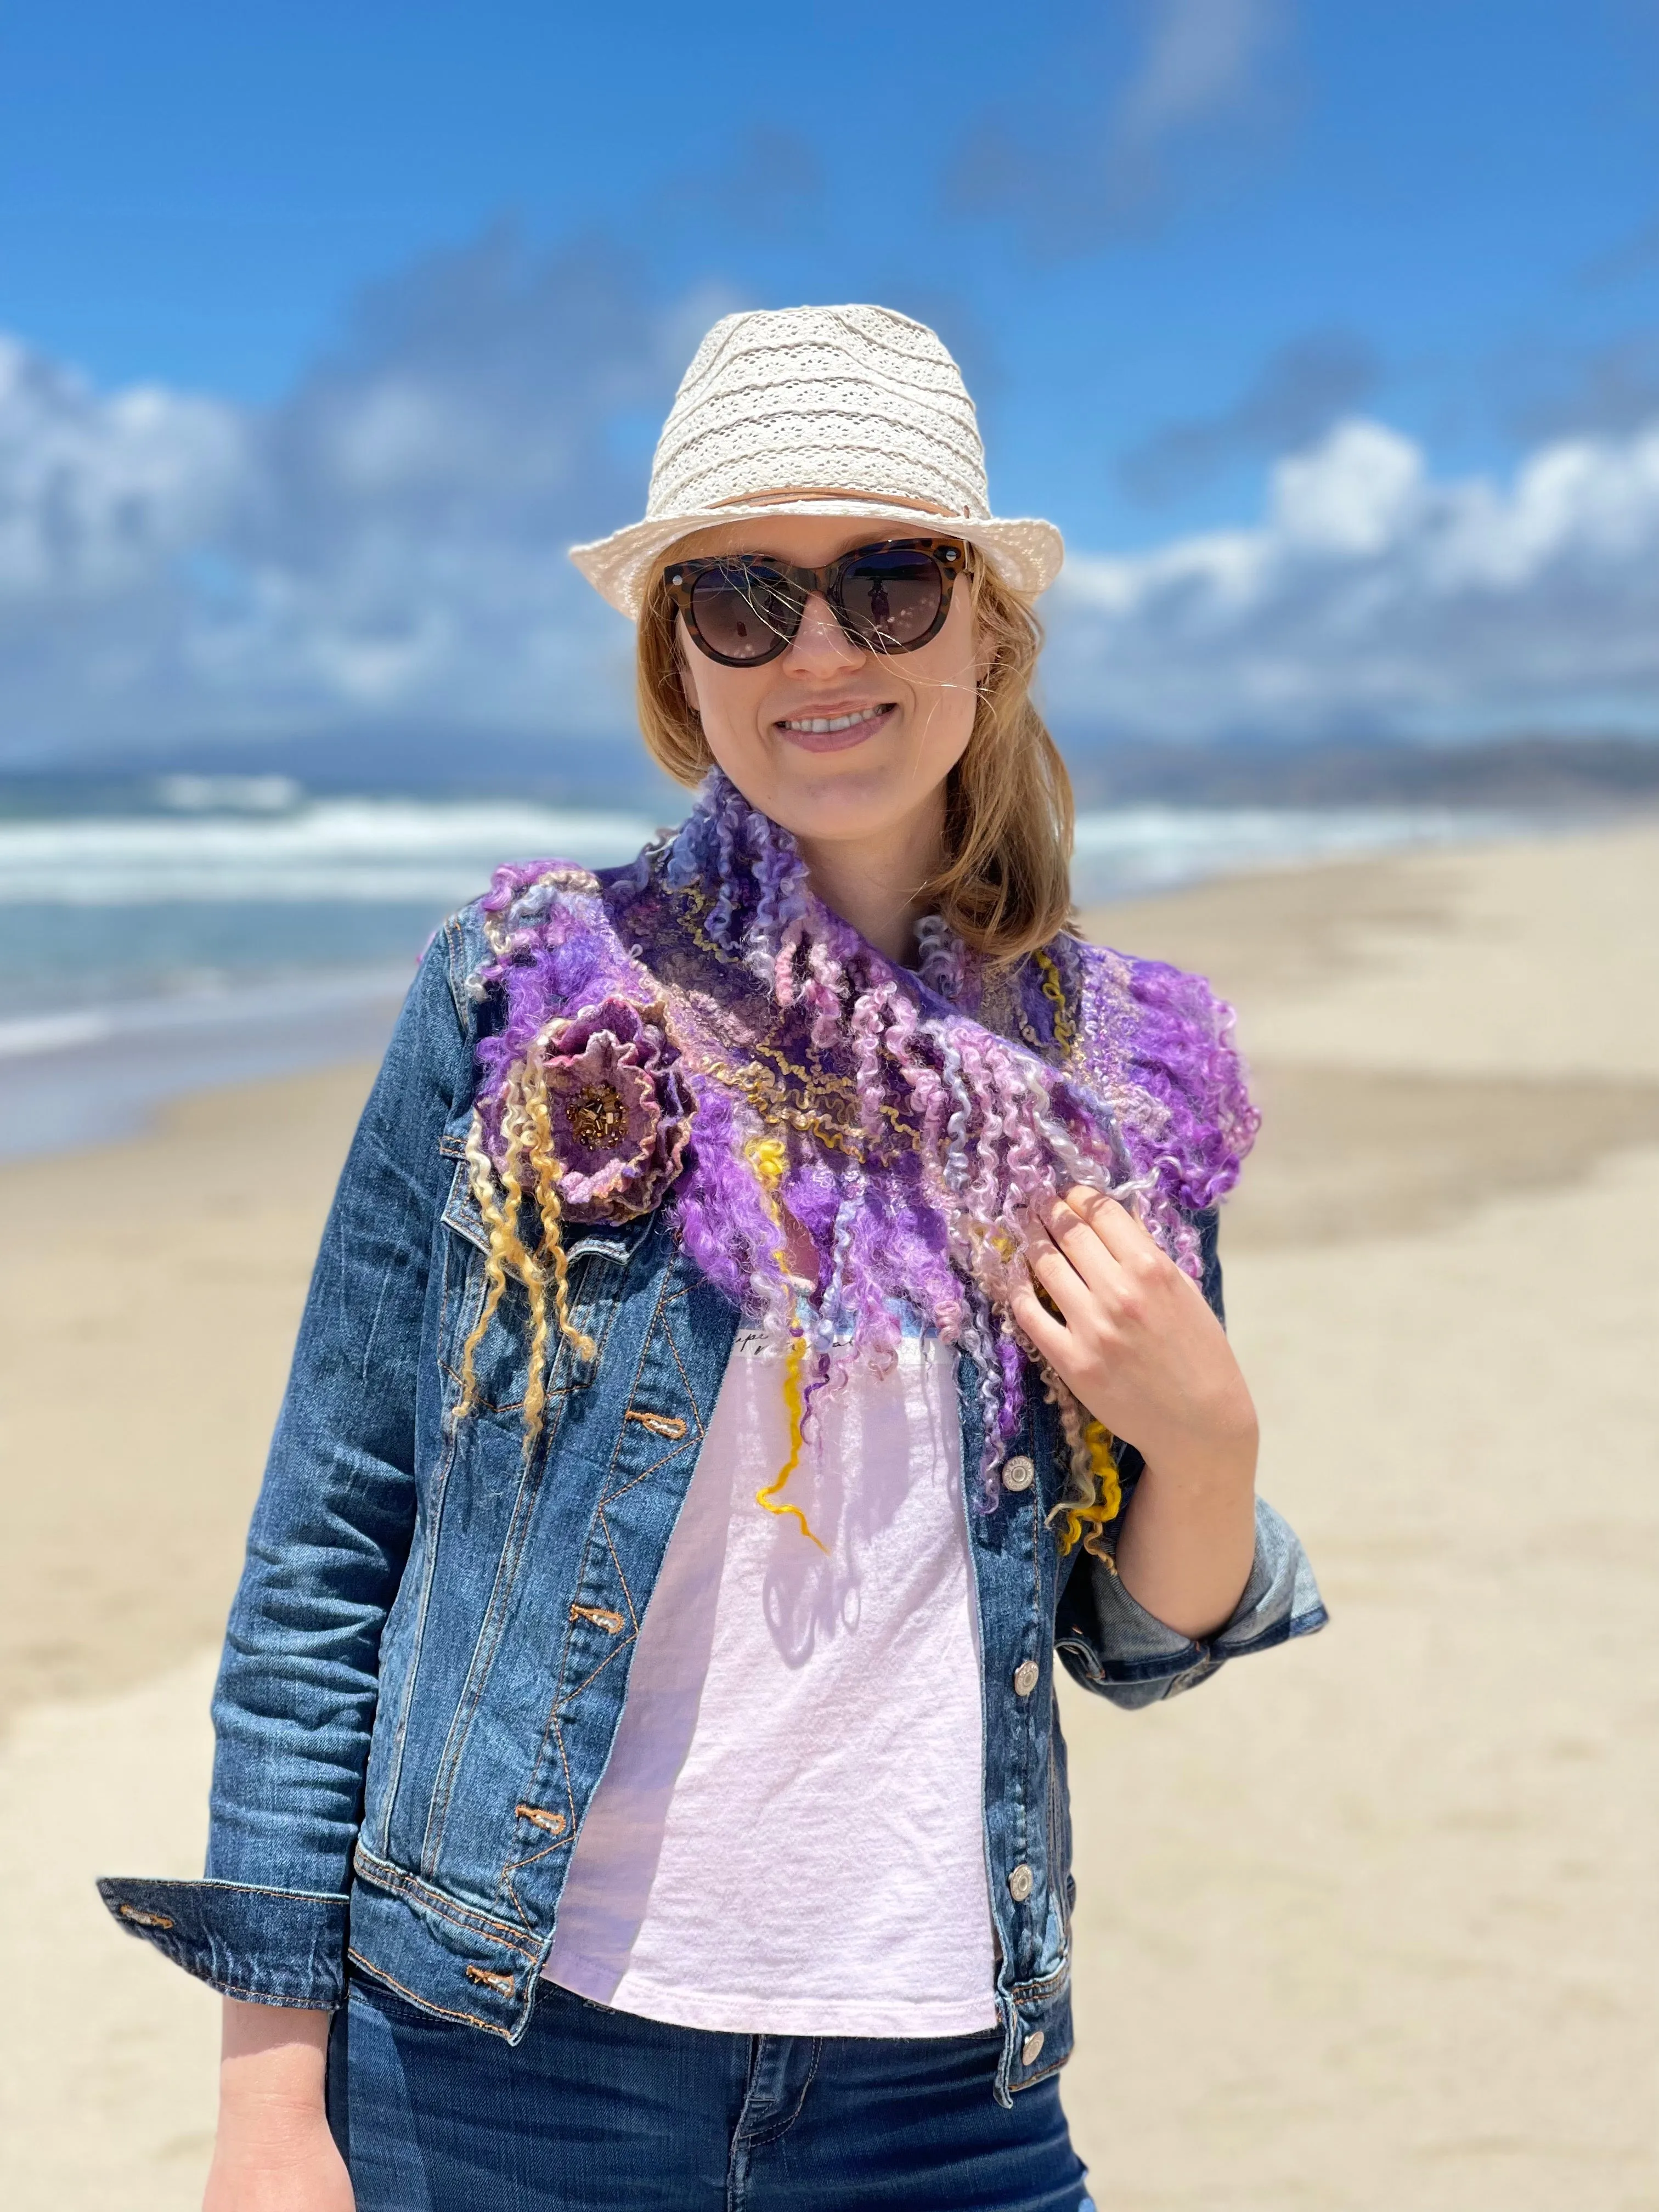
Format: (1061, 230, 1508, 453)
(1053, 1207, 1328, 1709)
(98, 915, 479, 2007)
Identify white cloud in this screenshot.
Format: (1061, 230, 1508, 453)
(1047, 414, 1659, 740)
(1119, 0, 1283, 148)
(0, 337, 243, 604)
(954, 0, 1289, 253)
(0, 236, 723, 754)
(1271, 419, 1423, 555)
(1, 253, 1656, 764)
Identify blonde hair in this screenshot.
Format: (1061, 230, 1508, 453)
(635, 546, 1076, 963)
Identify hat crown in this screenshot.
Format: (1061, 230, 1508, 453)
(567, 302, 1063, 616)
(646, 304, 991, 523)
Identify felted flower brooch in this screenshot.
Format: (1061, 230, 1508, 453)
(515, 995, 695, 1223)
(458, 994, 696, 1454)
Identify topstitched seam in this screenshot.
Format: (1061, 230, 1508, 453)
(352, 1847, 540, 1957)
(659, 1315, 710, 1437)
(600, 1510, 639, 1629)
(347, 1948, 511, 2040)
(552, 1635, 633, 1713)
(420, 1378, 571, 1870)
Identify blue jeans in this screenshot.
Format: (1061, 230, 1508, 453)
(330, 1974, 1094, 2212)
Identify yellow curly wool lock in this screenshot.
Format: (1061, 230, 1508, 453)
(746, 1137, 826, 1553)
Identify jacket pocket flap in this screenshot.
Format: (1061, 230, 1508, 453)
(442, 1159, 652, 1269)
(442, 1155, 490, 1253)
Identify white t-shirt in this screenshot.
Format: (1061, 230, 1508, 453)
(542, 1328, 999, 2037)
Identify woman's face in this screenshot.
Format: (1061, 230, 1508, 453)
(672, 516, 982, 861)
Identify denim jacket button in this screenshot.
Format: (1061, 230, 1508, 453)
(1020, 2029, 1045, 2065)
(1007, 1862, 1034, 1901)
(1002, 1455, 1035, 1492)
(1013, 1660, 1040, 1697)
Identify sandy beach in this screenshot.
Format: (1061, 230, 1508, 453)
(3, 821, 1656, 2210)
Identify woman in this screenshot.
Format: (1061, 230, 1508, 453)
(103, 304, 1325, 2212)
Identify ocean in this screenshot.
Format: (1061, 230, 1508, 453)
(0, 793, 1519, 1158)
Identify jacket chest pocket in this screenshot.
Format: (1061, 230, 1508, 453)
(437, 1150, 637, 1420)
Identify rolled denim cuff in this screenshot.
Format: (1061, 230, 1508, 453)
(97, 1876, 348, 2010)
(1059, 1496, 1328, 1710)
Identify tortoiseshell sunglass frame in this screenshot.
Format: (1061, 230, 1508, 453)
(663, 537, 969, 667)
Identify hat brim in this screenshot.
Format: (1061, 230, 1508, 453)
(568, 501, 1064, 618)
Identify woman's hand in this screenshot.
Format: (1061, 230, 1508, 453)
(1011, 1186, 1259, 1641)
(204, 1999, 353, 2212)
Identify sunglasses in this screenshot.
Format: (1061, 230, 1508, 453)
(664, 537, 967, 668)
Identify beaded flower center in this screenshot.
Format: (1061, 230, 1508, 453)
(566, 1081, 628, 1150)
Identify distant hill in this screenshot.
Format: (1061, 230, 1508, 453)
(3, 728, 1656, 819)
(1059, 734, 1659, 811)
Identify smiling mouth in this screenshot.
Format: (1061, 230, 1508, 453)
(775, 703, 895, 749)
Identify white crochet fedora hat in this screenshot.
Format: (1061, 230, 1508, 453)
(569, 303, 1064, 618)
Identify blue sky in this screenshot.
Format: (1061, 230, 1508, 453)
(2, 0, 1657, 761)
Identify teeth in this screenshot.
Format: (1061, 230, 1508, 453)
(781, 708, 885, 732)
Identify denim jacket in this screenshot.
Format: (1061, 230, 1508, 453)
(100, 901, 1326, 2108)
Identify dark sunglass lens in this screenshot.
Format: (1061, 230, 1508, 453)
(840, 551, 945, 650)
(689, 564, 796, 661)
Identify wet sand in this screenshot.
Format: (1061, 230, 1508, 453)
(2, 822, 1656, 2208)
